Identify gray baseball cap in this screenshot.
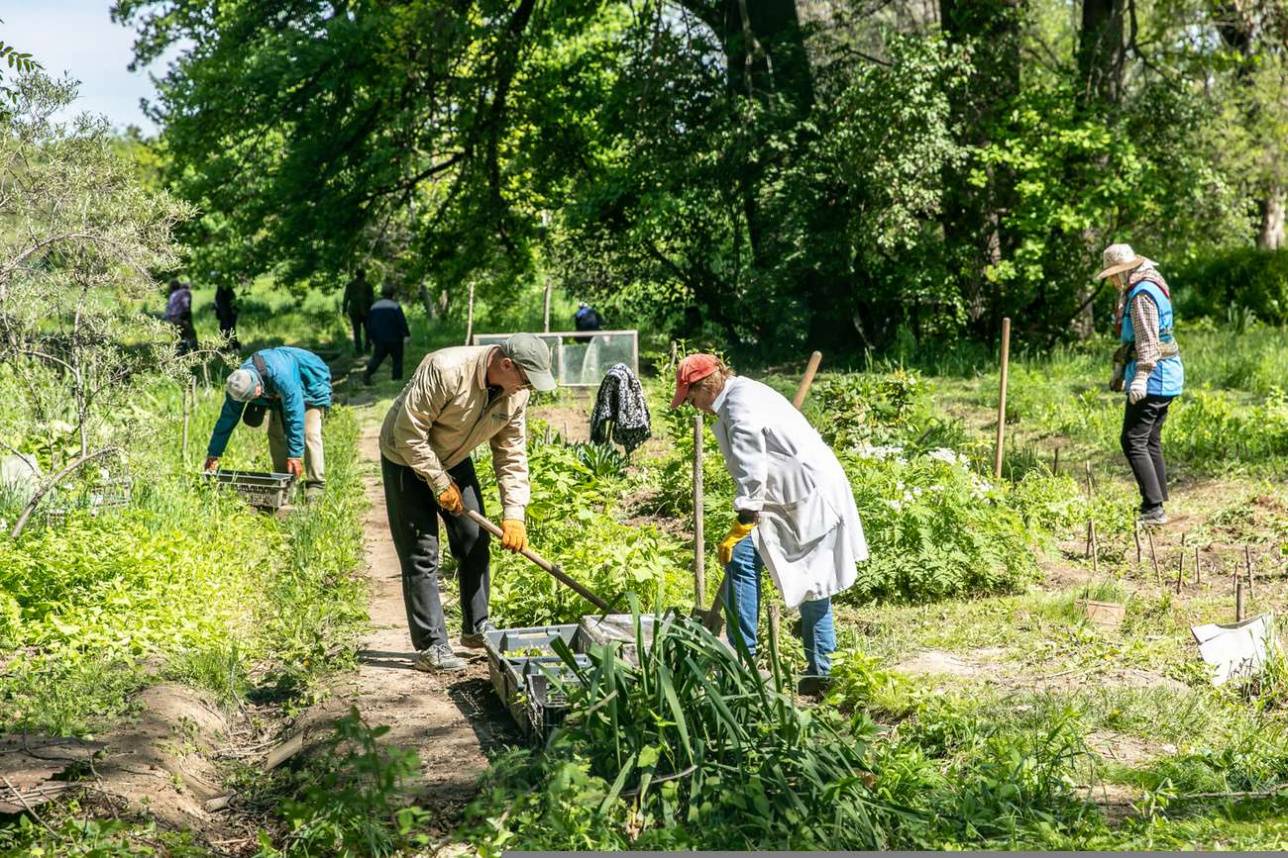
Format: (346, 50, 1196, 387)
(501, 333, 557, 393)
(226, 367, 262, 402)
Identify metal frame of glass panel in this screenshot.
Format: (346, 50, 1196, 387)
(471, 330, 639, 388)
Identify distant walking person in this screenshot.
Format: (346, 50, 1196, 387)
(363, 284, 411, 384)
(203, 346, 333, 501)
(164, 278, 198, 355)
(1098, 243, 1184, 526)
(342, 268, 374, 355)
(574, 302, 603, 332)
(213, 283, 240, 352)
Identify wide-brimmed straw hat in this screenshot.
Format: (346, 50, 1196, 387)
(1095, 243, 1145, 280)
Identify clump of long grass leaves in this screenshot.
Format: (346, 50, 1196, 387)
(463, 598, 916, 851)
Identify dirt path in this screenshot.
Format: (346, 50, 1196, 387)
(290, 423, 514, 830)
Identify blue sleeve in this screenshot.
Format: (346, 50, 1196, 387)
(206, 395, 242, 457)
(398, 308, 410, 339)
(273, 363, 307, 459)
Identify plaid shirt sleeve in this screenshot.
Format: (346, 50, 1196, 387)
(1130, 293, 1161, 377)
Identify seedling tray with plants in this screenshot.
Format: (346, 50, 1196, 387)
(483, 615, 659, 743)
(204, 469, 295, 510)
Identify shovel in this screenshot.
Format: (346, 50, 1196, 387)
(464, 509, 612, 612)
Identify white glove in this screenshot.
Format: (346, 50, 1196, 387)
(1128, 376, 1149, 404)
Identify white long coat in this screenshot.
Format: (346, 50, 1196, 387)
(710, 376, 868, 608)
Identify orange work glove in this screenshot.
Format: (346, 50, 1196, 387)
(203, 456, 220, 474)
(436, 482, 464, 515)
(501, 519, 528, 553)
(285, 458, 304, 478)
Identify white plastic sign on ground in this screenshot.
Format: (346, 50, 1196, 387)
(1191, 613, 1275, 686)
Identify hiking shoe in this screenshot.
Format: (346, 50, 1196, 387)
(461, 620, 495, 650)
(797, 675, 833, 698)
(1138, 507, 1168, 526)
(412, 643, 467, 673)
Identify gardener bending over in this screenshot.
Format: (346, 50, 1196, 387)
(671, 354, 868, 694)
(203, 346, 332, 501)
(1099, 243, 1184, 526)
(380, 334, 557, 673)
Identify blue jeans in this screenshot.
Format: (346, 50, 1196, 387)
(722, 535, 835, 676)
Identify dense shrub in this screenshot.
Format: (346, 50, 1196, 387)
(1174, 248, 1288, 326)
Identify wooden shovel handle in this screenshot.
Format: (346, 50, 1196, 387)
(792, 351, 823, 410)
(463, 509, 611, 611)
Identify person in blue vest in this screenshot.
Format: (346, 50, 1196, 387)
(1098, 243, 1183, 526)
(203, 347, 333, 500)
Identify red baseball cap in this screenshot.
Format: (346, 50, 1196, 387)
(670, 354, 721, 409)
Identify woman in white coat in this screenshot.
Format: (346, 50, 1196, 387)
(671, 354, 868, 684)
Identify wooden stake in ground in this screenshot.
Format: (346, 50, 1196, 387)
(993, 317, 1011, 480)
(1146, 527, 1161, 585)
(1245, 544, 1254, 596)
(1051, 447, 1060, 476)
(542, 276, 552, 334)
(693, 413, 705, 608)
(791, 351, 823, 410)
(1175, 548, 1184, 595)
(1194, 544, 1201, 584)
(1236, 578, 1245, 623)
(466, 282, 477, 342)
(181, 377, 192, 465)
(1134, 524, 1142, 564)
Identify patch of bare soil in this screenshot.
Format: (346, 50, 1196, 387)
(256, 427, 515, 835)
(894, 648, 1190, 696)
(1085, 730, 1176, 765)
(531, 395, 592, 444)
(1, 684, 234, 840)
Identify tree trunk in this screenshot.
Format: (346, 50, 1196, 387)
(1260, 186, 1286, 250)
(940, 0, 1022, 334)
(1077, 0, 1126, 108)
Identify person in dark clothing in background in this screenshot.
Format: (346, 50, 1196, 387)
(164, 278, 198, 355)
(363, 283, 411, 385)
(574, 302, 603, 333)
(342, 268, 374, 354)
(213, 283, 240, 352)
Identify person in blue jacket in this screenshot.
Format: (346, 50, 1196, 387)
(203, 347, 333, 499)
(1098, 243, 1183, 526)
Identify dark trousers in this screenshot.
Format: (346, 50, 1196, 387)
(1120, 395, 1173, 513)
(381, 455, 491, 651)
(349, 312, 368, 353)
(364, 339, 404, 382)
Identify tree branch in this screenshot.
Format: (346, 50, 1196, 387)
(10, 445, 120, 539)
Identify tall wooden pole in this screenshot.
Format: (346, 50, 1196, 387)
(542, 276, 552, 333)
(693, 414, 705, 607)
(181, 377, 193, 465)
(464, 282, 476, 345)
(792, 351, 823, 410)
(993, 317, 1011, 480)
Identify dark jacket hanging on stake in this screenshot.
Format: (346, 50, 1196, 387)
(590, 363, 651, 454)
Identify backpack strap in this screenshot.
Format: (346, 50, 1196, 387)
(251, 353, 277, 398)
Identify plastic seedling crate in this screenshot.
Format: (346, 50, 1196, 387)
(204, 469, 296, 510)
(483, 624, 591, 743)
(576, 613, 659, 663)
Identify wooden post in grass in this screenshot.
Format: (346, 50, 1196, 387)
(1176, 549, 1184, 595)
(181, 377, 193, 465)
(1133, 525, 1142, 565)
(792, 351, 824, 410)
(693, 414, 705, 607)
(465, 283, 476, 344)
(993, 318, 1011, 480)
(1051, 447, 1060, 476)
(1236, 578, 1245, 623)
(1083, 462, 1098, 568)
(542, 276, 552, 333)
(1146, 527, 1161, 585)
(1245, 544, 1254, 596)
(1194, 545, 1201, 584)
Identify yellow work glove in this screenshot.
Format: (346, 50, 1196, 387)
(718, 519, 757, 567)
(436, 482, 464, 515)
(501, 519, 528, 553)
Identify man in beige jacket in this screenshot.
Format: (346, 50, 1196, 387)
(380, 333, 557, 672)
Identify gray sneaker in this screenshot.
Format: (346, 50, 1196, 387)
(1138, 507, 1168, 526)
(413, 643, 467, 673)
(461, 621, 495, 650)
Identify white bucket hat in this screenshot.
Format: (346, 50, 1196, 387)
(1095, 243, 1145, 280)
